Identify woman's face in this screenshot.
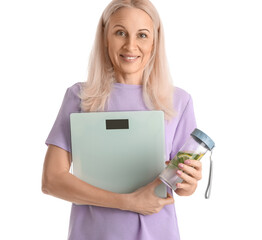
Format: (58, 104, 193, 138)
(106, 7, 154, 84)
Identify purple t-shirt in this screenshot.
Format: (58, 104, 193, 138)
(45, 82, 196, 240)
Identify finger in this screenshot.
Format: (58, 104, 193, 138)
(151, 177, 163, 187)
(176, 169, 197, 185)
(178, 163, 202, 180)
(176, 182, 193, 191)
(165, 161, 169, 165)
(162, 193, 174, 205)
(184, 159, 202, 171)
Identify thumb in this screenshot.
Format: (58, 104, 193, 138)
(151, 177, 163, 187)
(163, 193, 175, 205)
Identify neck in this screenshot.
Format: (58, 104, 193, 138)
(115, 72, 143, 85)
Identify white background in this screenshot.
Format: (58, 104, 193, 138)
(0, 0, 261, 239)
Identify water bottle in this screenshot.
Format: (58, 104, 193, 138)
(159, 128, 215, 198)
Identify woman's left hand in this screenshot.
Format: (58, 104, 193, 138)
(165, 160, 202, 196)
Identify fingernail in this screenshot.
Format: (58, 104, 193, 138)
(177, 170, 182, 175)
(178, 163, 184, 168)
(185, 160, 190, 165)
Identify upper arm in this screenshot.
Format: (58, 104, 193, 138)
(42, 145, 71, 188)
(42, 84, 80, 194)
(170, 95, 197, 160)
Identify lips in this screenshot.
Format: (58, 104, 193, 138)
(120, 54, 140, 62)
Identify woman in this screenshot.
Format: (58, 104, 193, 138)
(42, 0, 202, 239)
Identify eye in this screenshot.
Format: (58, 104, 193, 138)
(116, 30, 126, 37)
(138, 33, 148, 39)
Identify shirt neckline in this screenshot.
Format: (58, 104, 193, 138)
(113, 82, 143, 89)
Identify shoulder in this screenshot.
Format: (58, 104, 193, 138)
(173, 86, 191, 99)
(173, 86, 192, 112)
(61, 82, 84, 113)
(66, 82, 83, 97)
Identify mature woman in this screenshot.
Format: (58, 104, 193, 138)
(42, 0, 202, 239)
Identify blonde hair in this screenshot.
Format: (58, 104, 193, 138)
(80, 0, 175, 120)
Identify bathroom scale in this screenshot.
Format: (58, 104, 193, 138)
(70, 111, 167, 198)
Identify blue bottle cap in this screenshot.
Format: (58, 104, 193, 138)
(191, 128, 215, 151)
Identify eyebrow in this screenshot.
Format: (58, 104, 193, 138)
(113, 24, 151, 33)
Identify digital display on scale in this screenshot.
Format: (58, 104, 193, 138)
(106, 119, 129, 130)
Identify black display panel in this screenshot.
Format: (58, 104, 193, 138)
(106, 119, 129, 130)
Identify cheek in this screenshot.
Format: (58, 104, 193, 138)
(143, 42, 154, 58)
(107, 45, 118, 63)
(108, 41, 121, 58)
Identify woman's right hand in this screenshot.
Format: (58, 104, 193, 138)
(125, 178, 174, 215)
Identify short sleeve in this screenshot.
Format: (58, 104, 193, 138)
(170, 96, 197, 159)
(45, 83, 81, 152)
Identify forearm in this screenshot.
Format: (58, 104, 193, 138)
(42, 172, 128, 210)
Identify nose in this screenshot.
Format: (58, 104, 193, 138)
(124, 36, 138, 51)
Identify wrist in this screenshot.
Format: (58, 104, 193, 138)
(118, 193, 133, 212)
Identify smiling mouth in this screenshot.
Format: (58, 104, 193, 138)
(120, 54, 140, 62)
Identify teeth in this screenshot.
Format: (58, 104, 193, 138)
(122, 56, 137, 60)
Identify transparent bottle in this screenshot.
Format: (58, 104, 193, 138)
(159, 128, 215, 193)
